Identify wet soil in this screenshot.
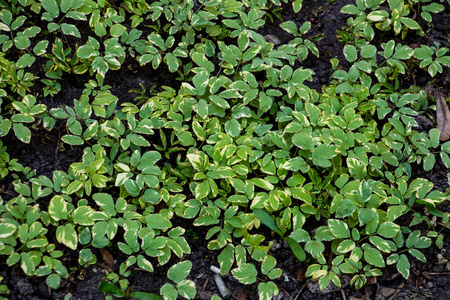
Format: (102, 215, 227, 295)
(1, 1, 450, 300)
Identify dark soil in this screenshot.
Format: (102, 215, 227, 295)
(1, 1, 450, 300)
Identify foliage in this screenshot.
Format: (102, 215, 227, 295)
(0, 0, 450, 298)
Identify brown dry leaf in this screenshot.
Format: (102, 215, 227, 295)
(296, 267, 306, 281)
(236, 291, 247, 300)
(435, 91, 450, 141)
(100, 248, 114, 267)
(366, 276, 377, 285)
(376, 286, 397, 299)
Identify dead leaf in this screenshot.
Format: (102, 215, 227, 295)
(100, 248, 114, 267)
(435, 91, 450, 141)
(376, 286, 396, 299)
(366, 276, 377, 285)
(236, 291, 247, 300)
(296, 267, 306, 281)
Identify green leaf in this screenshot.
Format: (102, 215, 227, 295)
(13, 123, 31, 143)
(393, 45, 413, 59)
(129, 292, 162, 300)
(341, 4, 361, 15)
(110, 23, 127, 37)
(293, 0, 303, 13)
(367, 10, 389, 21)
(20, 253, 35, 276)
(0, 222, 17, 238)
(48, 196, 68, 221)
(93, 193, 116, 216)
(360, 45, 377, 58)
(344, 45, 357, 62)
(292, 131, 315, 150)
(92, 56, 109, 77)
(146, 214, 172, 230)
(299, 21, 311, 35)
(138, 151, 161, 170)
(328, 219, 350, 239)
(177, 280, 196, 299)
(42, 0, 59, 18)
(258, 282, 279, 300)
(165, 53, 179, 73)
(312, 144, 337, 167)
(218, 244, 234, 274)
(285, 237, 306, 261)
(191, 51, 215, 72)
(61, 134, 84, 145)
(364, 246, 385, 267)
(337, 239, 355, 253)
(429, 128, 440, 148)
(0, 119, 12, 136)
(357, 181, 372, 203)
(243, 45, 261, 62)
(251, 178, 274, 190)
(192, 70, 209, 96)
(232, 263, 257, 284)
(261, 255, 276, 275)
(280, 21, 298, 35)
(61, 23, 81, 38)
(253, 209, 282, 236)
(224, 119, 241, 137)
(414, 46, 433, 60)
(7, 253, 20, 266)
(72, 206, 95, 226)
(128, 134, 150, 146)
(56, 224, 78, 250)
(16, 53, 35, 68)
(336, 82, 354, 93)
(397, 254, 410, 279)
(283, 157, 308, 173)
(399, 17, 421, 30)
(46, 274, 61, 289)
(409, 249, 426, 262)
(160, 284, 177, 300)
(98, 281, 125, 297)
(60, 0, 71, 13)
(305, 240, 325, 258)
(369, 236, 391, 252)
(168, 261, 191, 284)
(259, 91, 272, 113)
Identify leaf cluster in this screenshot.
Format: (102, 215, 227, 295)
(0, 0, 450, 298)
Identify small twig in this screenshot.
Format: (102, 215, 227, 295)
(293, 281, 308, 300)
(340, 289, 347, 300)
(387, 283, 404, 300)
(423, 272, 450, 276)
(55, 129, 60, 160)
(201, 278, 208, 292)
(279, 289, 291, 299)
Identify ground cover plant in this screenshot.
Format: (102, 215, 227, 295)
(0, 0, 450, 299)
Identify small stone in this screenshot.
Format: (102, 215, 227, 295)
(264, 34, 281, 46)
(427, 281, 434, 288)
(273, 292, 284, 300)
(379, 286, 396, 298)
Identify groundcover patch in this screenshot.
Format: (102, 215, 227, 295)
(0, 0, 450, 299)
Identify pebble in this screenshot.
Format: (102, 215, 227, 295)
(264, 34, 282, 46)
(274, 292, 284, 300)
(427, 281, 434, 288)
